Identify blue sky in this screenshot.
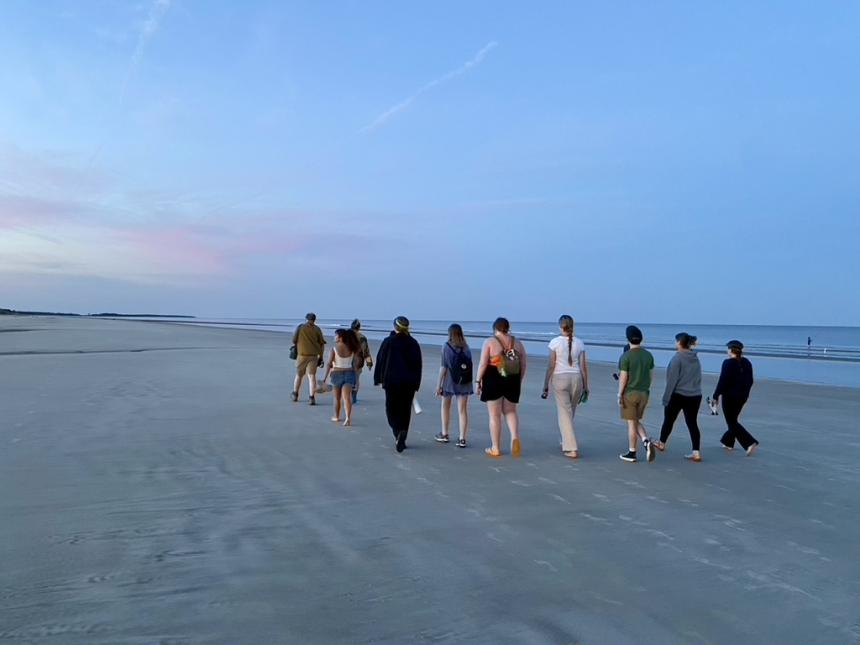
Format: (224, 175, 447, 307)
(1, 1, 858, 324)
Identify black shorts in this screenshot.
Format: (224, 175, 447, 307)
(480, 366, 521, 404)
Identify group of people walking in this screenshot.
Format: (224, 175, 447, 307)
(290, 313, 759, 460)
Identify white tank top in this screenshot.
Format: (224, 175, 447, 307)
(333, 351, 354, 369)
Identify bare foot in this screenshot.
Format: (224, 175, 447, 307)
(343, 418, 351, 427)
(746, 443, 758, 456)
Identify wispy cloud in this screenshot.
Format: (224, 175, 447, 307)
(90, 0, 172, 165)
(120, 0, 172, 106)
(360, 41, 498, 133)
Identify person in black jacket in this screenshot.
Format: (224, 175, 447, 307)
(374, 316, 422, 453)
(713, 340, 759, 455)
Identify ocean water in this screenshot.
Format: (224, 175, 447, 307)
(135, 317, 860, 388)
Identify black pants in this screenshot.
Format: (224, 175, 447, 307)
(659, 393, 702, 450)
(384, 386, 414, 439)
(720, 397, 757, 450)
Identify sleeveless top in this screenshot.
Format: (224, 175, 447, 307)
(333, 351, 354, 369)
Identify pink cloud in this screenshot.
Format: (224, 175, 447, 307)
(112, 226, 231, 276)
(0, 143, 392, 282)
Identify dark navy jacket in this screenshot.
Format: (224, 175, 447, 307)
(713, 357, 754, 401)
(374, 332, 422, 391)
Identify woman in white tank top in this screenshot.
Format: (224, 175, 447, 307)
(323, 329, 361, 426)
(542, 315, 589, 459)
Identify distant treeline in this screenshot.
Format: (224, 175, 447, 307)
(91, 313, 196, 318)
(1, 308, 194, 318)
(1, 308, 80, 317)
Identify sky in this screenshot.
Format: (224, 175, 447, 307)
(1, 1, 858, 325)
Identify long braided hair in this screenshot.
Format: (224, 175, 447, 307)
(558, 315, 575, 366)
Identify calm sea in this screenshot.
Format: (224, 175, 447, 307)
(136, 317, 860, 388)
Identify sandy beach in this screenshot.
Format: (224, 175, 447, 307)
(2, 316, 858, 644)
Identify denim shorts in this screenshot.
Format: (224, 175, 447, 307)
(330, 370, 356, 388)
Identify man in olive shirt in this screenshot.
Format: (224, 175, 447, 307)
(291, 313, 326, 405)
(617, 325, 656, 463)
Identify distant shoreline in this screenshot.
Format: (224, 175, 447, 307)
(1, 308, 194, 319)
(117, 317, 860, 365)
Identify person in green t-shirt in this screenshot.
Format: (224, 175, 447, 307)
(617, 325, 656, 463)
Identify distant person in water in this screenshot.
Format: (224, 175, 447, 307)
(434, 324, 473, 448)
(476, 317, 527, 458)
(374, 316, 422, 453)
(714, 340, 758, 455)
(350, 319, 373, 404)
(322, 328, 362, 427)
(542, 315, 589, 459)
(654, 333, 703, 461)
(807, 336, 812, 353)
(618, 325, 656, 463)
(291, 313, 326, 405)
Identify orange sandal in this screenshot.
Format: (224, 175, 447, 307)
(511, 438, 521, 458)
(484, 447, 501, 458)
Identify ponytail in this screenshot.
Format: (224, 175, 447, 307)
(727, 340, 744, 362)
(675, 332, 698, 350)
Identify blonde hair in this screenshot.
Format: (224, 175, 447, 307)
(448, 323, 467, 348)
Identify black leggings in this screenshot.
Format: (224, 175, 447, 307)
(384, 386, 414, 439)
(720, 397, 758, 450)
(659, 393, 702, 451)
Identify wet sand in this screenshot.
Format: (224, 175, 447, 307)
(2, 316, 859, 644)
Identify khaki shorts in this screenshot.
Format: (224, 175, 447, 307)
(296, 355, 320, 377)
(620, 390, 649, 420)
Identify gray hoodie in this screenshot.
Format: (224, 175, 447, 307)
(662, 350, 702, 406)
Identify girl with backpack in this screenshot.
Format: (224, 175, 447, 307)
(476, 317, 527, 458)
(435, 324, 474, 448)
(542, 315, 589, 459)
